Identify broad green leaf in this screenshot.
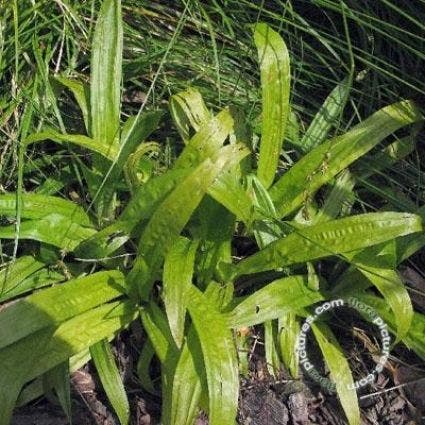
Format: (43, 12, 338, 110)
(270, 100, 423, 218)
(90, 0, 122, 148)
(0, 301, 136, 425)
(187, 286, 239, 425)
(18, 346, 93, 407)
(207, 171, 253, 224)
(0, 270, 126, 349)
(0, 193, 91, 225)
(0, 329, 53, 425)
(0, 267, 63, 302)
(75, 169, 189, 259)
(234, 212, 422, 278)
(300, 77, 351, 153)
(334, 242, 414, 342)
(170, 87, 211, 143)
(246, 174, 282, 247)
(192, 197, 235, 286)
(174, 108, 235, 169)
(253, 23, 290, 188)
(24, 130, 118, 160)
(140, 303, 179, 367)
(0, 213, 96, 251)
(226, 275, 323, 328)
(55, 76, 90, 132)
(312, 322, 360, 425)
(90, 339, 129, 425)
(27, 300, 137, 383)
(353, 123, 421, 180)
(129, 143, 249, 299)
(163, 236, 199, 347)
(0, 256, 51, 301)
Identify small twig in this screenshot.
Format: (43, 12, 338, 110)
(359, 376, 425, 400)
(74, 253, 136, 262)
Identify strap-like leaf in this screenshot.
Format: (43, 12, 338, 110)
(129, 143, 249, 299)
(356, 293, 425, 359)
(174, 108, 235, 169)
(226, 275, 323, 328)
(163, 236, 199, 347)
(24, 130, 118, 160)
(0, 270, 126, 350)
(55, 76, 90, 132)
(300, 77, 351, 153)
(0, 301, 136, 425)
(312, 322, 360, 425)
(0, 256, 60, 302)
(253, 23, 290, 188)
(270, 100, 423, 218)
(0, 193, 91, 225)
(187, 287, 239, 425)
(90, 0, 122, 148)
(170, 330, 204, 425)
(170, 87, 211, 143)
(90, 339, 130, 425)
(0, 213, 96, 250)
(234, 212, 422, 278)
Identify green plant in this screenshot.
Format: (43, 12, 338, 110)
(0, 1, 424, 425)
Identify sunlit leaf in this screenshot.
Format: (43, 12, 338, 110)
(253, 23, 290, 188)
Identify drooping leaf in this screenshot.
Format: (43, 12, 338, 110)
(0, 301, 136, 425)
(0, 270, 126, 350)
(226, 275, 323, 328)
(348, 264, 412, 343)
(356, 293, 425, 360)
(0, 213, 96, 251)
(207, 170, 253, 224)
(264, 320, 280, 376)
(192, 196, 235, 286)
(140, 303, 179, 424)
(0, 256, 59, 302)
(270, 100, 423, 218)
(234, 212, 422, 278)
(278, 312, 300, 378)
(42, 362, 72, 423)
(0, 193, 91, 225)
(24, 130, 118, 160)
(170, 330, 205, 425)
(75, 169, 189, 259)
(95, 111, 163, 213)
